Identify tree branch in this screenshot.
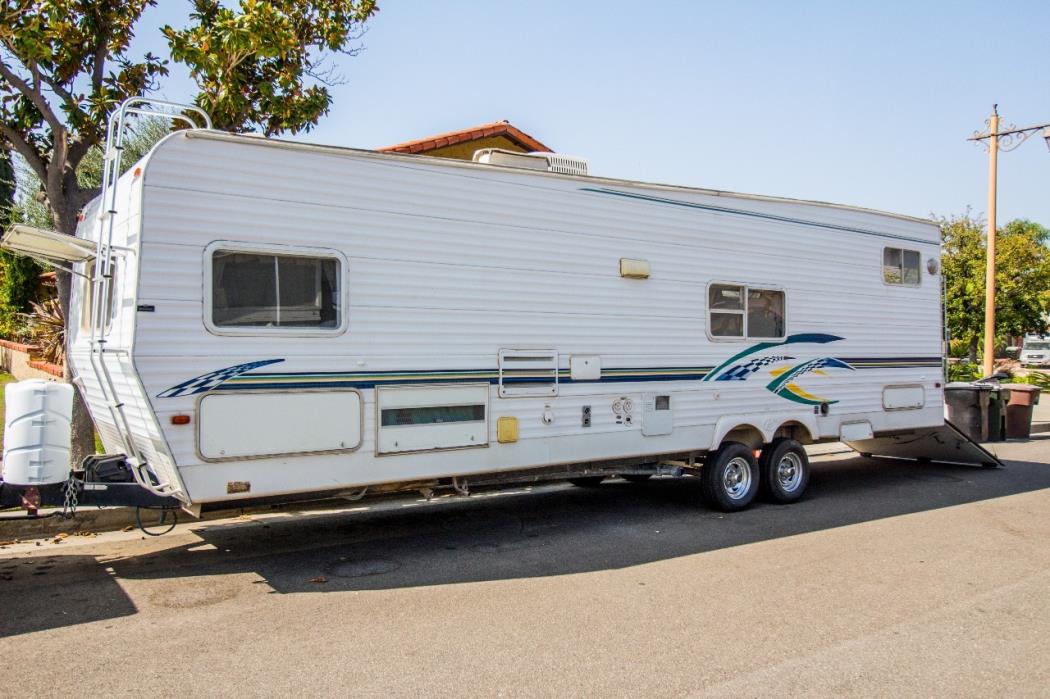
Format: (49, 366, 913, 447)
(91, 38, 107, 94)
(0, 55, 64, 132)
(36, 66, 76, 106)
(0, 122, 47, 184)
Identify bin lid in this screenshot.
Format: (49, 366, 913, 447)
(945, 382, 995, 391)
(1005, 384, 1041, 393)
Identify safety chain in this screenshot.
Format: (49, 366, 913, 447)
(61, 473, 80, 519)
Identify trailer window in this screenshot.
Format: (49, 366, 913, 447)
(709, 284, 745, 338)
(211, 250, 340, 329)
(883, 247, 921, 286)
(709, 284, 785, 340)
(747, 288, 785, 338)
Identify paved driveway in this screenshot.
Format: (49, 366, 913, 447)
(2, 438, 1049, 696)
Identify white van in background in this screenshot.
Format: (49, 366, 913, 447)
(1020, 336, 1050, 368)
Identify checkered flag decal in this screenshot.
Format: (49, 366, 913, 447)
(716, 355, 793, 381)
(156, 359, 284, 398)
(788, 357, 854, 380)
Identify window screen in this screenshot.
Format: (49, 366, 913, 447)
(709, 284, 785, 339)
(212, 251, 339, 329)
(883, 247, 921, 286)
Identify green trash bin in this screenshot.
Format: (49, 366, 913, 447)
(987, 386, 1011, 442)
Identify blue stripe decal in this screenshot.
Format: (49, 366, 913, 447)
(580, 187, 934, 245)
(157, 357, 942, 397)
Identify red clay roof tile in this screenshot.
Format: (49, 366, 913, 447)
(378, 120, 552, 154)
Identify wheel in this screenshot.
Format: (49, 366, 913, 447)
(758, 438, 810, 504)
(621, 474, 653, 483)
(568, 476, 605, 487)
(701, 442, 759, 511)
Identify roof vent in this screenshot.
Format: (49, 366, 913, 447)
(473, 148, 588, 176)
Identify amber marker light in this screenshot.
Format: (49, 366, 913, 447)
(171, 414, 191, 425)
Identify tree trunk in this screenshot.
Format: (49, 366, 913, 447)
(53, 206, 97, 470)
(968, 336, 979, 364)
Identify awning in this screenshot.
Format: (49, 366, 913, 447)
(1, 224, 96, 265)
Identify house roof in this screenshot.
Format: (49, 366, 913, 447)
(378, 120, 552, 155)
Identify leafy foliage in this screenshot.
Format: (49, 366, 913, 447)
(164, 0, 378, 135)
(946, 360, 983, 383)
(1, 0, 378, 231)
(0, 1, 169, 230)
(1025, 371, 1050, 391)
(0, 148, 39, 339)
(20, 296, 64, 364)
(940, 214, 1050, 361)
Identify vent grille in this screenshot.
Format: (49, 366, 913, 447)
(545, 154, 588, 176)
(498, 349, 559, 397)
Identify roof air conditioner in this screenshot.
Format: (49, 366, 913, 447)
(472, 148, 588, 176)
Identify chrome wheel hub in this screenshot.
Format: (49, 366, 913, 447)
(777, 452, 803, 492)
(723, 457, 752, 499)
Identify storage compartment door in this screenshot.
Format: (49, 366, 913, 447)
(198, 390, 362, 460)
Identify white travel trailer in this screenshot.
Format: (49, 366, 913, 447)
(1, 100, 998, 521)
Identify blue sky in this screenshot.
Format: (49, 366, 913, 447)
(137, 1, 1050, 226)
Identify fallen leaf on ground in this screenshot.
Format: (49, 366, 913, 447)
(309, 576, 327, 584)
(52, 538, 64, 544)
(0, 540, 16, 547)
(54, 532, 69, 539)
(121, 525, 134, 532)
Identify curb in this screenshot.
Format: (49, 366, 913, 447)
(0, 501, 306, 542)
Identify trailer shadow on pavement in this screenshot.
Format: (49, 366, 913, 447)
(2, 447, 1050, 638)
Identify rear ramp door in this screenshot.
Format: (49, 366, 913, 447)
(845, 421, 1002, 467)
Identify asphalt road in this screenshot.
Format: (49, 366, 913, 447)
(2, 438, 1049, 697)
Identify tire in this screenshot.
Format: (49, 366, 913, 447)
(758, 438, 810, 504)
(701, 441, 759, 511)
(568, 476, 605, 487)
(621, 474, 653, 483)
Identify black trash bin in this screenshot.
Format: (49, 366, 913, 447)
(944, 383, 994, 442)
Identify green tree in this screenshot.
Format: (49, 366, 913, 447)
(1, 0, 378, 465)
(940, 214, 1050, 362)
(0, 146, 40, 339)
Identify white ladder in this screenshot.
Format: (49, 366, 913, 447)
(88, 97, 211, 495)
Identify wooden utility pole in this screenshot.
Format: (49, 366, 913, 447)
(968, 108, 1050, 377)
(983, 108, 999, 378)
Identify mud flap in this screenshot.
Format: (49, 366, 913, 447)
(844, 420, 1003, 468)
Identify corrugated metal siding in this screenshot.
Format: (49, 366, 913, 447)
(88, 131, 948, 504)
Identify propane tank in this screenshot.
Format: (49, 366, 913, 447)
(2, 379, 73, 486)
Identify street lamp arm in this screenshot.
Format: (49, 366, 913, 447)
(969, 121, 1050, 152)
